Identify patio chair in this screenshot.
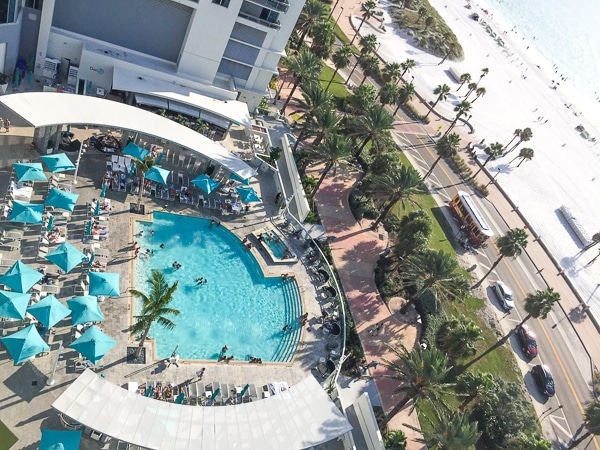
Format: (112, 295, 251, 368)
(188, 381, 198, 405)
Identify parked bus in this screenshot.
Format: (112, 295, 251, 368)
(449, 191, 494, 246)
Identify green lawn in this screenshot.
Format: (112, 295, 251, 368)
(0, 420, 17, 450)
(319, 65, 350, 99)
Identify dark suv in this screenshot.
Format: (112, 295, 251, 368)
(532, 365, 555, 397)
(516, 324, 538, 358)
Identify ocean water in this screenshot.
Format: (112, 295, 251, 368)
(488, 0, 600, 123)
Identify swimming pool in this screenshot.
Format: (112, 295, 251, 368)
(133, 212, 302, 362)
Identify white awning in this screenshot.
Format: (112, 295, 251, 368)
(112, 67, 252, 128)
(0, 93, 256, 179)
(134, 93, 169, 109)
(52, 370, 352, 450)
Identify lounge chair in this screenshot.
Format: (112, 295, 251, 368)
(188, 382, 198, 406)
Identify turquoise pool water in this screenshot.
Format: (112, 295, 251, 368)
(133, 212, 302, 362)
(260, 231, 287, 259)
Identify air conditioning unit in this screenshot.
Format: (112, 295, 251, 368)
(67, 65, 79, 86)
(43, 58, 60, 79)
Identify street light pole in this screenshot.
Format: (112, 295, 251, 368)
(72, 139, 88, 185)
(335, 7, 344, 29)
(485, 168, 502, 188)
(328, 0, 341, 20)
(46, 340, 63, 386)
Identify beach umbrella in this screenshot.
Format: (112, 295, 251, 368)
(67, 296, 104, 325)
(1, 325, 50, 365)
(94, 201, 100, 217)
(231, 173, 251, 185)
(122, 142, 150, 161)
(174, 392, 186, 404)
(240, 383, 250, 398)
(85, 221, 93, 236)
(14, 162, 47, 182)
(87, 252, 95, 268)
(45, 242, 87, 273)
(144, 166, 170, 185)
(46, 213, 54, 231)
(69, 325, 116, 364)
(45, 188, 79, 212)
(210, 387, 221, 402)
(191, 174, 219, 194)
(0, 261, 44, 293)
(40, 153, 76, 173)
(0, 291, 31, 320)
(236, 186, 261, 203)
(156, 153, 164, 165)
(40, 429, 82, 450)
(27, 295, 71, 329)
(9, 201, 44, 225)
(88, 272, 120, 297)
(100, 183, 107, 198)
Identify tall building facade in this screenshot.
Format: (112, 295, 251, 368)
(0, 0, 304, 110)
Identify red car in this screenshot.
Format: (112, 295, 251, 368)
(516, 324, 538, 358)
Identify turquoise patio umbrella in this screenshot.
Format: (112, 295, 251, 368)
(45, 242, 87, 273)
(85, 221, 93, 236)
(191, 174, 219, 194)
(14, 162, 47, 182)
(0, 291, 31, 320)
(144, 166, 170, 185)
(94, 201, 100, 217)
(9, 201, 44, 224)
(27, 295, 71, 329)
(67, 296, 104, 325)
(40, 153, 76, 173)
(239, 383, 250, 398)
(236, 186, 261, 203)
(46, 213, 55, 231)
(175, 392, 186, 404)
(1, 324, 50, 365)
(70, 325, 116, 364)
(100, 182, 107, 198)
(0, 261, 44, 292)
(45, 188, 79, 212)
(40, 429, 82, 450)
(88, 272, 120, 297)
(122, 142, 150, 161)
(210, 387, 221, 403)
(231, 173, 251, 185)
(87, 252, 95, 268)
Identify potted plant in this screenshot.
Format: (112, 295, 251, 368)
(0, 73, 8, 94)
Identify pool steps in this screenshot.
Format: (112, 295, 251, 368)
(271, 279, 302, 362)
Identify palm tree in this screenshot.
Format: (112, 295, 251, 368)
(308, 134, 353, 196)
(400, 58, 416, 78)
(506, 433, 552, 450)
(456, 73, 471, 91)
(504, 128, 523, 151)
(346, 83, 377, 115)
(424, 16, 434, 29)
(567, 399, 600, 449)
(461, 288, 560, 371)
(378, 82, 401, 107)
(295, 82, 333, 118)
(435, 315, 483, 364)
(424, 132, 461, 178)
(463, 82, 479, 101)
(471, 86, 487, 103)
(471, 142, 504, 179)
(296, 0, 328, 48)
(478, 67, 489, 84)
(351, 104, 394, 157)
(134, 155, 154, 212)
(381, 62, 402, 84)
(310, 107, 340, 147)
(326, 45, 353, 92)
(193, 119, 209, 136)
(383, 430, 407, 450)
(310, 21, 336, 59)
(348, 34, 378, 81)
(455, 372, 497, 411)
(504, 127, 533, 155)
(350, 0, 378, 45)
(444, 101, 471, 136)
(509, 147, 534, 167)
(407, 408, 481, 450)
(358, 54, 380, 86)
(472, 228, 529, 288)
(438, 42, 456, 66)
(417, 6, 428, 22)
(280, 48, 322, 113)
(424, 84, 451, 119)
(380, 345, 454, 428)
(393, 82, 415, 115)
(130, 270, 180, 358)
(368, 164, 426, 228)
(400, 249, 466, 313)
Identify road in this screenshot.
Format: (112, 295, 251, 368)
(392, 124, 597, 449)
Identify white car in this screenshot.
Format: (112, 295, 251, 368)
(494, 280, 515, 310)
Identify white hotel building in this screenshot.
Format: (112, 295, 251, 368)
(0, 0, 304, 123)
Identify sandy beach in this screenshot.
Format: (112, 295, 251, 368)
(351, 0, 600, 314)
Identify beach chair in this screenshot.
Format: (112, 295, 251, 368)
(188, 382, 198, 406)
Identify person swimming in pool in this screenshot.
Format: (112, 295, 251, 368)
(172, 261, 182, 270)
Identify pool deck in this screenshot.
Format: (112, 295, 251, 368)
(0, 125, 344, 449)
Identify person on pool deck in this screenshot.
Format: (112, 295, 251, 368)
(282, 324, 290, 332)
(245, 242, 252, 250)
(257, 234, 264, 242)
(221, 345, 228, 354)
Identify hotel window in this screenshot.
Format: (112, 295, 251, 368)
(212, 0, 230, 7)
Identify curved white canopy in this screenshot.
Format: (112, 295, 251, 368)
(0, 93, 256, 179)
(52, 370, 352, 450)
